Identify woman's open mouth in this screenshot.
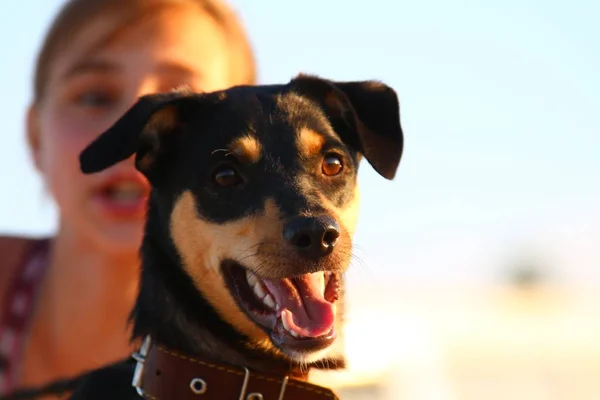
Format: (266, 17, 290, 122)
(92, 173, 150, 219)
(221, 261, 341, 354)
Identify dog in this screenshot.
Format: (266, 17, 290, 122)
(63, 74, 404, 399)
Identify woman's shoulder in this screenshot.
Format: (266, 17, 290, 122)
(0, 235, 51, 299)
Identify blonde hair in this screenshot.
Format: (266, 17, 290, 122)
(33, 0, 256, 102)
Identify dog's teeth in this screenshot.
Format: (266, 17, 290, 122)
(281, 316, 301, 338)
(246, 272, 276, 309)
(253, 282, 267, 299)
(317, 272, 326, 294)
(262, 294, 276, 309)
(246, 271, 258, 287)
(281, 315, 291, 331)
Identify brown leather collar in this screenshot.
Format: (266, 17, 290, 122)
(132, 337, 340, 400)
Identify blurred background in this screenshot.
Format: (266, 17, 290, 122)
(1, 0, 599, 399)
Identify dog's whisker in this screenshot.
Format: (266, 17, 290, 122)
(210, 148, 232, 156)
(235, 247, 261, 259)
(235, 251, 260, 263)
(350, 253, 367, 266)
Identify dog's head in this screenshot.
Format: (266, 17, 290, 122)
(79, 74, 403, 364)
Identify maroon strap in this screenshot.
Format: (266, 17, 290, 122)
(134, 340, 340, 400)
(0, 239, 50, 395)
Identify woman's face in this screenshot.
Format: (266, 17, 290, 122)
(29, 6, 234, 254)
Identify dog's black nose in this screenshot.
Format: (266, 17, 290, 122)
(283, 216, 340, 259)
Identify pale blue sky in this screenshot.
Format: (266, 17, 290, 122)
(0, 0, 598, 287)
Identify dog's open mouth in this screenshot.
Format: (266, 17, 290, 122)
(222, 261, 341, 353)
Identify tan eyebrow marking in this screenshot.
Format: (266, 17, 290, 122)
(298, 128, 326, 157)
(228, 135, 262, 163)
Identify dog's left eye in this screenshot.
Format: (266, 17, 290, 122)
(322, 154, 343, 176)
(213, 167, 241, 187)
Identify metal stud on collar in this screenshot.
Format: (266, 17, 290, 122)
(238, 368, 288, 400)
(190, 378, 207, 394)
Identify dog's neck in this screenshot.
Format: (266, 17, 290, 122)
(128, 202, 333, 380)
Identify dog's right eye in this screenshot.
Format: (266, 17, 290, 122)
(213, 167, 242, 187)
(322, 154, 344, 176)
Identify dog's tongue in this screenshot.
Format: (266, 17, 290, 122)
(262, 272, 335, 338)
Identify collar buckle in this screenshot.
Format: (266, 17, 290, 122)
(131, 335, 152, 396)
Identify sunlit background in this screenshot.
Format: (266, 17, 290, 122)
(1, 1, 599, 399)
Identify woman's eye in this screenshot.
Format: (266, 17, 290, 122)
(213, 167, 242, 187)
(322, 154, 344, 176)
(75, 90, 116, 108)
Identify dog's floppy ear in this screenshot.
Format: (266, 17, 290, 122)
(290, 74, 404, 180)
(79, 90, 197, 176)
